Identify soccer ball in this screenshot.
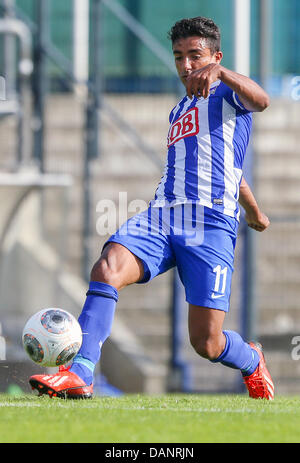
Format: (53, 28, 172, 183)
(22, 308, 82, 367)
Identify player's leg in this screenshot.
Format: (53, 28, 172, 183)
(173, 205, 247, 365)
(29, 206, 176, 398)
(188, 305, 226, 360)
(29, 242, 142, 398)
(173, 204, 274, 399)
(188, 304, 259, 372)
(188, 304, 274, 399)
(90, 241, 145, 290)
(69, 242, 144, 385)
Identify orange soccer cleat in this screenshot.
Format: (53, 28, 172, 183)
(243, 342, 274, 400)
(29, 365, 93, 399)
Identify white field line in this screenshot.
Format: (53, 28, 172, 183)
(0, 402, 41, 407)
(0, 401, 290, 415)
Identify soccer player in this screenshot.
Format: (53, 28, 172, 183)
(30, 17, 274, 400)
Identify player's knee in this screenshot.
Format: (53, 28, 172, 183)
(90, 256, 120, 288)
(190, 336, 222, 361)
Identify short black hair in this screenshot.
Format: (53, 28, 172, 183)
(168, 17, 221, 54)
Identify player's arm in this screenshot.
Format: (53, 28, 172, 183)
(186, 63, 270, 112)
(218, 66, 270, 112)
(239, 177, 270, 232)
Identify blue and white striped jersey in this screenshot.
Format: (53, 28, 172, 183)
(152, 80, 252, 220)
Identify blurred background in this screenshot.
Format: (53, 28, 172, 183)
(0, 0, 300, 396)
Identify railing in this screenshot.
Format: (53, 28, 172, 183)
(0, 15, 33, 166)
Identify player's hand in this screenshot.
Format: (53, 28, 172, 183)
(245, 210, 270, 232)
(185, 63, 222, 99)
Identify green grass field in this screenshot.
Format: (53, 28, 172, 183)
(1, 393, 300, 444)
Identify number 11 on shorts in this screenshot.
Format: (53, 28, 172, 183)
(212, 265, 228, 297)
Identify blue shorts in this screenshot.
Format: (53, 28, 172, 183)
(105, 204, 239, 312)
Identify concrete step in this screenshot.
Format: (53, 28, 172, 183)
(182, 355, 242, 393)
(257, 308, 300, 333)
(254, 135, 300, 155)
(256, 158, 300, 180)
(186, 350, 300, 395)
(254, 98, 300, 128)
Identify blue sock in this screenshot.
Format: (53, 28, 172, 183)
(211, 330, 260, 376)
(70, 281, 118, 385)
